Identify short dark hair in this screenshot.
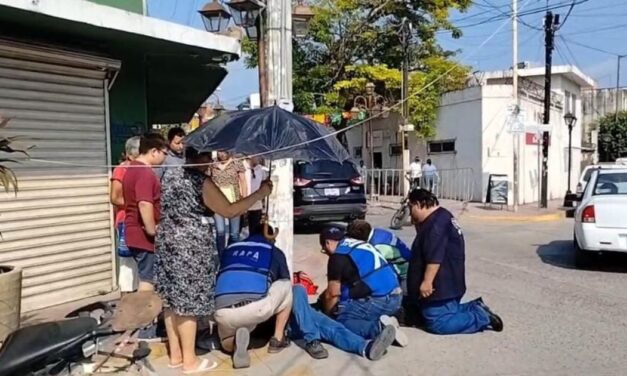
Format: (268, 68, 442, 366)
(426, 159, 432, 164)
(167, 127, 186, 142)
(408, 188, 439, 209)
(139, 133, 167, 155)
(249, 221, 274, 237)
(346, 220, 372, 241)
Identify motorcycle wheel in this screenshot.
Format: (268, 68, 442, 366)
(390, 206, 408, 230)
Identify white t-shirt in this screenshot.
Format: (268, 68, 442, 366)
(248, 164, 268, 211)
(422, 163, 438, 177)
(409, 161, 422, 178)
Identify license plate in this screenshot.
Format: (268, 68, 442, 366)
(324, 188, 341, 196)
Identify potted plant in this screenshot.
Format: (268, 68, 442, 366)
(0, 115, 24, 342)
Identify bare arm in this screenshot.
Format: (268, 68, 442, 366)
(323, 280, 341, 315)
(238, 171, 248, 198)
(202, 178, 269, 218)
(138, 201, 157, 237)
(420, 263, 441, 298)
(110, 180, 124, 207)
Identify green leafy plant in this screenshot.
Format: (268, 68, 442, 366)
(596, 111, 627, 162)
(0, 116, 29, 193)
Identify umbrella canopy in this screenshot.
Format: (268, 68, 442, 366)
(184, 106, 351, 164)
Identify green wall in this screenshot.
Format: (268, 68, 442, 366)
(88, 0, 144, 14)
(108, 48, 149, 164)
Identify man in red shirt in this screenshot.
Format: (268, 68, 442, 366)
(123, 133, 167, 292)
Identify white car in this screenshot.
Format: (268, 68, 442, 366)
(576, 163, 626, 194)
(573, 167, 627, 267)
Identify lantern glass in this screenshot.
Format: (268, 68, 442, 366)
(227, 0, 263, 27)
(199, 1, 232, 33)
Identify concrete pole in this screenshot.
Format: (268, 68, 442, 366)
(265, 0, 293, 273)
(512, 0, 519, 212)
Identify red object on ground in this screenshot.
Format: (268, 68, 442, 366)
(293, 271, 319, 295)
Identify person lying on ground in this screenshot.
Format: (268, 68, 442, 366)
(213, 224, 292, 369)
(319, 226, 408, 347)
(407, 188, 504, 335)
(289, 284, 396, 361)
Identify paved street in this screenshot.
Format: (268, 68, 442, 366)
(148, 203, 627, 376)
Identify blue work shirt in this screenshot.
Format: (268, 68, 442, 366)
(407, 207, 466, 302)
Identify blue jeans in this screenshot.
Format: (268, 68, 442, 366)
(289, 286, 367, 356)
(336, 294, 402, 340)
(421, 297, 491, 335)
(214, 214, 241, 253)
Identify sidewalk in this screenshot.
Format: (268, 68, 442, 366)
(448, 199, 566, 222)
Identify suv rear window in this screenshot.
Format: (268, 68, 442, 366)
(295, 160, 359, 180)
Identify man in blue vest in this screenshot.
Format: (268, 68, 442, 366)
(319, 226, 405, 346)
(213, 225, 292, 369)
(407, 188, 503, 335)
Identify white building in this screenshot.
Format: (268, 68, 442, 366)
(429, 65, 595, 204)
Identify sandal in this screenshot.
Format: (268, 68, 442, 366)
(167, 362, 183, 369)
(182, 358, 218, 374)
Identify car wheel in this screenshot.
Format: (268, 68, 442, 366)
(390, 207, 407, 230)
(574, 235, 594, 268)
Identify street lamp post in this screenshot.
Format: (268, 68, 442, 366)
(563, 112, 577, 208)
(199, 0, 314, 107)
(352, 83, 389, 199)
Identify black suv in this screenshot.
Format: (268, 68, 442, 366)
(293, 160, 367, 223)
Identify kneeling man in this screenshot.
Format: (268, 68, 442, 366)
(214, 224, 292, 369)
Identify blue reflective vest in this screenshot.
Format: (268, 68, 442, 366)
(335, 238, 400, 301)
(215, 236, 273, 301)
(369, 228, 412, 263)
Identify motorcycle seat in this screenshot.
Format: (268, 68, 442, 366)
(0, 317, 97, 376)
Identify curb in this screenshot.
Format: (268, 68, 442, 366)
(462, 211, 564, 222)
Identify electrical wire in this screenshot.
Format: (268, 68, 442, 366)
(559, 36, 625, 56)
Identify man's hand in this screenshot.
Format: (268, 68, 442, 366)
(420, 280, 435, 298)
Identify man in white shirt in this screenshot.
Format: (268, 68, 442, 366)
(422, 159, 439, 193)
(247, 157, 268, 228)
(409, 157, 422, 189)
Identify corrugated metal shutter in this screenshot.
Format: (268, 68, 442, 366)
(0, 40, 120, 312)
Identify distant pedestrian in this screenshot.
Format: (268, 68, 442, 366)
(422, 159, 438, 193)
(358, 160, 367, 177)
(409, 157, 422, 189)
(210, 151, 248, 253)
(155, 148, 273, 373)
(155, 127, 185, 180)
(407, 189, 503, 335)
(110, 136, 141, 294)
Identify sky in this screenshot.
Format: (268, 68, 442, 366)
(147, 0, 627, 109)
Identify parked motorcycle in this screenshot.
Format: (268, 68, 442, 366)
(390, 176, 417, 230)
(0, 292, 162, 376)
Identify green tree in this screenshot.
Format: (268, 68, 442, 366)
(242, 0, 471, 137)
(597, 111, 627, 162)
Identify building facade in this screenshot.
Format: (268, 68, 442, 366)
(430, 65, 595, 204)
(0, 0, 240, 312)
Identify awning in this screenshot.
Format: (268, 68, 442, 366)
(0, 0, 241, 123)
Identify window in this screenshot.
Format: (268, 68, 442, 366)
(593, 172, 627, 195)
(354, 147, 362, 158)
(389, 144, 402, 156)
(428, 139, 456, 154)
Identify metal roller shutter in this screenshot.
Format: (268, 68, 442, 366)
(0, 40, 120, 312)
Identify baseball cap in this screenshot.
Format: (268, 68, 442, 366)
(319, 225, 345, 247)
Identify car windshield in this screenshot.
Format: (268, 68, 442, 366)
(593, 172, 627, 195)
(295, 160, 359, 179)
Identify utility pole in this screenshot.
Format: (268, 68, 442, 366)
(512, 0, 519, 212)
(541, 11, 558, 209)
(616, 55, 626, 121)
(400, 18, 410, 194)
(257, 14, 268, 106)
(265, 0, 294, 273)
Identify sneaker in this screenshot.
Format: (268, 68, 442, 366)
(305, 340, 329, 359)
(366, 325, 396, 361)
(233, 327, 251, 369)
(380, 315, 408, 347)
(268, 336, 291, 353)
(477, 298, 504, 332)
(137, 324, 162, 343)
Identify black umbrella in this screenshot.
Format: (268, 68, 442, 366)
(185, 106, 351, 164)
